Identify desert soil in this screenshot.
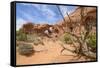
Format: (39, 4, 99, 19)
(16, 37, 87, 65)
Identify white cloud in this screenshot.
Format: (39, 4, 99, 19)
(59, 6, 77, 16)
(32, 4, 41, 9)
(16, 18, 27, 30)
(17, 3, 62, 24)
(42, 6, 56, 18)
(59, 6, 70, 16)
(32, 4, 56, 19)
(19, 3, 33, 6)
(20, 3, 56, 22)
(21, 10, 34, 21)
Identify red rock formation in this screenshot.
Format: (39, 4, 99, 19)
(20, 7, 96, 37)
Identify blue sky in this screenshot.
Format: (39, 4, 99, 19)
(16, 3, 77, 30)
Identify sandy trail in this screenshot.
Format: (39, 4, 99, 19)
(16, 38, 86, 65)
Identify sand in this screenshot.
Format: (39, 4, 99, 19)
(16, 37, 86, 65)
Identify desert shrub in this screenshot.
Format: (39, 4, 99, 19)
(27, 34, 38, 42)
(33, 39, 44, 45)
(16, 31, 27, 41)
(86, 33, 96, 50)
(60, 33, 73, 44)
(27, 34, 44, 45)
(18, 44, 34, 57)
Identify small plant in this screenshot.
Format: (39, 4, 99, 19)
(33, 39, 44, 45)
(26, 34, 38, 42)
(18, 44, 34, 57)
(86, 33, 96, 52)
(60, 33, 73, 44)
(16, 31, 27, 41)
(27, 34, 44, 45)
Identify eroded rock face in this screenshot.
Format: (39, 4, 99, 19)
(32, 24, 53, 34)
(20, 7, 96, 37)
(57, 7, 97, 34)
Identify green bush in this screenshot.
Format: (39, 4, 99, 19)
(33, 39, 44, 45)
(60, 33, 73, 44)
(18, 44, 34, 57)
(16, 31, 27, 41)
(27, 34, 44, 45)
(87, 33, 96, 49)
(27, 34, 38, 42)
